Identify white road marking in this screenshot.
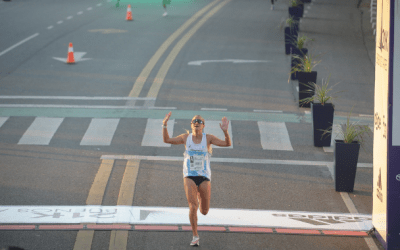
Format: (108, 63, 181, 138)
(77, 11, 83, 15)
(141, 119, 174, 147)
(18, 117, 63, 145)
(0, 104, 176, 109)
(258, 122, 293, 151)
(101, 155, 373, 168)
(47, 26, 54, 30)
(0, 117, 9, 128)
(53, 52, 92, 63)
(201, 108, 227, 111)
(0, 96, 156, 100)
(87, 7, 93, 11)
(253, 110, 283, 113)
(88, 29, 128, 34)
(204, 120, 233, 148)
(80, 119, 119, 146)
(147, 107, 177, 110)
(67, 16, 73, 20)
(188, 59, 271, 66)
(97, 3, 102, 6)
(57, 21, 63, 24)
(0, 205, 372, 231)
(326, 164, 379, 250)
(0, 33, 39, 57)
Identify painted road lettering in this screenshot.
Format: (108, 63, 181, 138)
(0, 206, 372, 231)
(272, 213, 371, 226)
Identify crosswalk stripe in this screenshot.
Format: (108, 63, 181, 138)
(141, 119, 174, 147)
(204, 120, 233, 148)
(18, 117, 63, 145)
(0, 117, 9, 128)
(80, 119, 120, 146)
(258, 122, 293, 151)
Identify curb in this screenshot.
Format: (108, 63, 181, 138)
(0, 224, 369, 237)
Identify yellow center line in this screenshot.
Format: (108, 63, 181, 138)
(109, 160, 141, 250)
(73, 159, 115, 250)
(146, 0, 231, 98)
(128, 0, 221, 97)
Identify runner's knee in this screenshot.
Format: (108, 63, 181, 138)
(188, 201, 198, 211)
(200, 206, 209, 215)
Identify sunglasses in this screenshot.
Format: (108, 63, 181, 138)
(191, 119, 204, 125)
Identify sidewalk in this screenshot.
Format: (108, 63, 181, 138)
(296, 0, 375, 117)
(285, 0, 382, 249)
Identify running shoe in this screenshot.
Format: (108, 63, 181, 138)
(190, 236, 200, 246)
(163, 11, 168, 16)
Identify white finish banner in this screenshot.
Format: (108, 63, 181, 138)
(0, 206, 372, 231)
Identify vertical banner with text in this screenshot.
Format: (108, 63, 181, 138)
(373, 0, 400, 249)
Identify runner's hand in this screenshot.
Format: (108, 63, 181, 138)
(163, 111, 172, 125)
(220, 116, 229, 132)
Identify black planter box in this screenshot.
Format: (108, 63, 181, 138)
(334, 140, 360, 192)
(297, 71, 316, 107)
(311, 102, 334, 147)
(289, 6, 303, 18)
(284, 27, 298, 55)
(290, 48, 308, 80)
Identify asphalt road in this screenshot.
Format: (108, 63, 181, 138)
(0, 0, 381, 249)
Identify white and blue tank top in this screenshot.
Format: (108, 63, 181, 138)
(183, 133, 211, 180)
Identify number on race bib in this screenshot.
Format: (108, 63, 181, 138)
(190, 154, 205, 171)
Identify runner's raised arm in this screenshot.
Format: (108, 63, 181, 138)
(162, 111, 186, 145)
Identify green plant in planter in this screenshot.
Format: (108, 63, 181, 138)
(286, 16, 299, 29)
(294, 54, 320, 72)
(324, 107, 372, 192)
(338, 116, 370, 145)
(295, 35, 313, 50)
(290, 0, 304, 6)
(290, 0, 299, 7)
(287, 34, 313, 53)
(322, 108, 371, 145)
(288, 53, 321, 82)
(300, 75, 343, 146)
(299, 74, 341, 106)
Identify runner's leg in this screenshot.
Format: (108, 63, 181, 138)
(198, 180, 211, 215)
(184, 178, 199, 236)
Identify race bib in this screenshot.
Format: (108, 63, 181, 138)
(190, 154, 205, 171)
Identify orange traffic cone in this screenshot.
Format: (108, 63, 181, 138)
(66, 43, 75, 64)
(126, 4, 133, 21)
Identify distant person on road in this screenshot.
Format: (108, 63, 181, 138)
(163, 0, 171, 16)
(162, 112, 231, 246)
